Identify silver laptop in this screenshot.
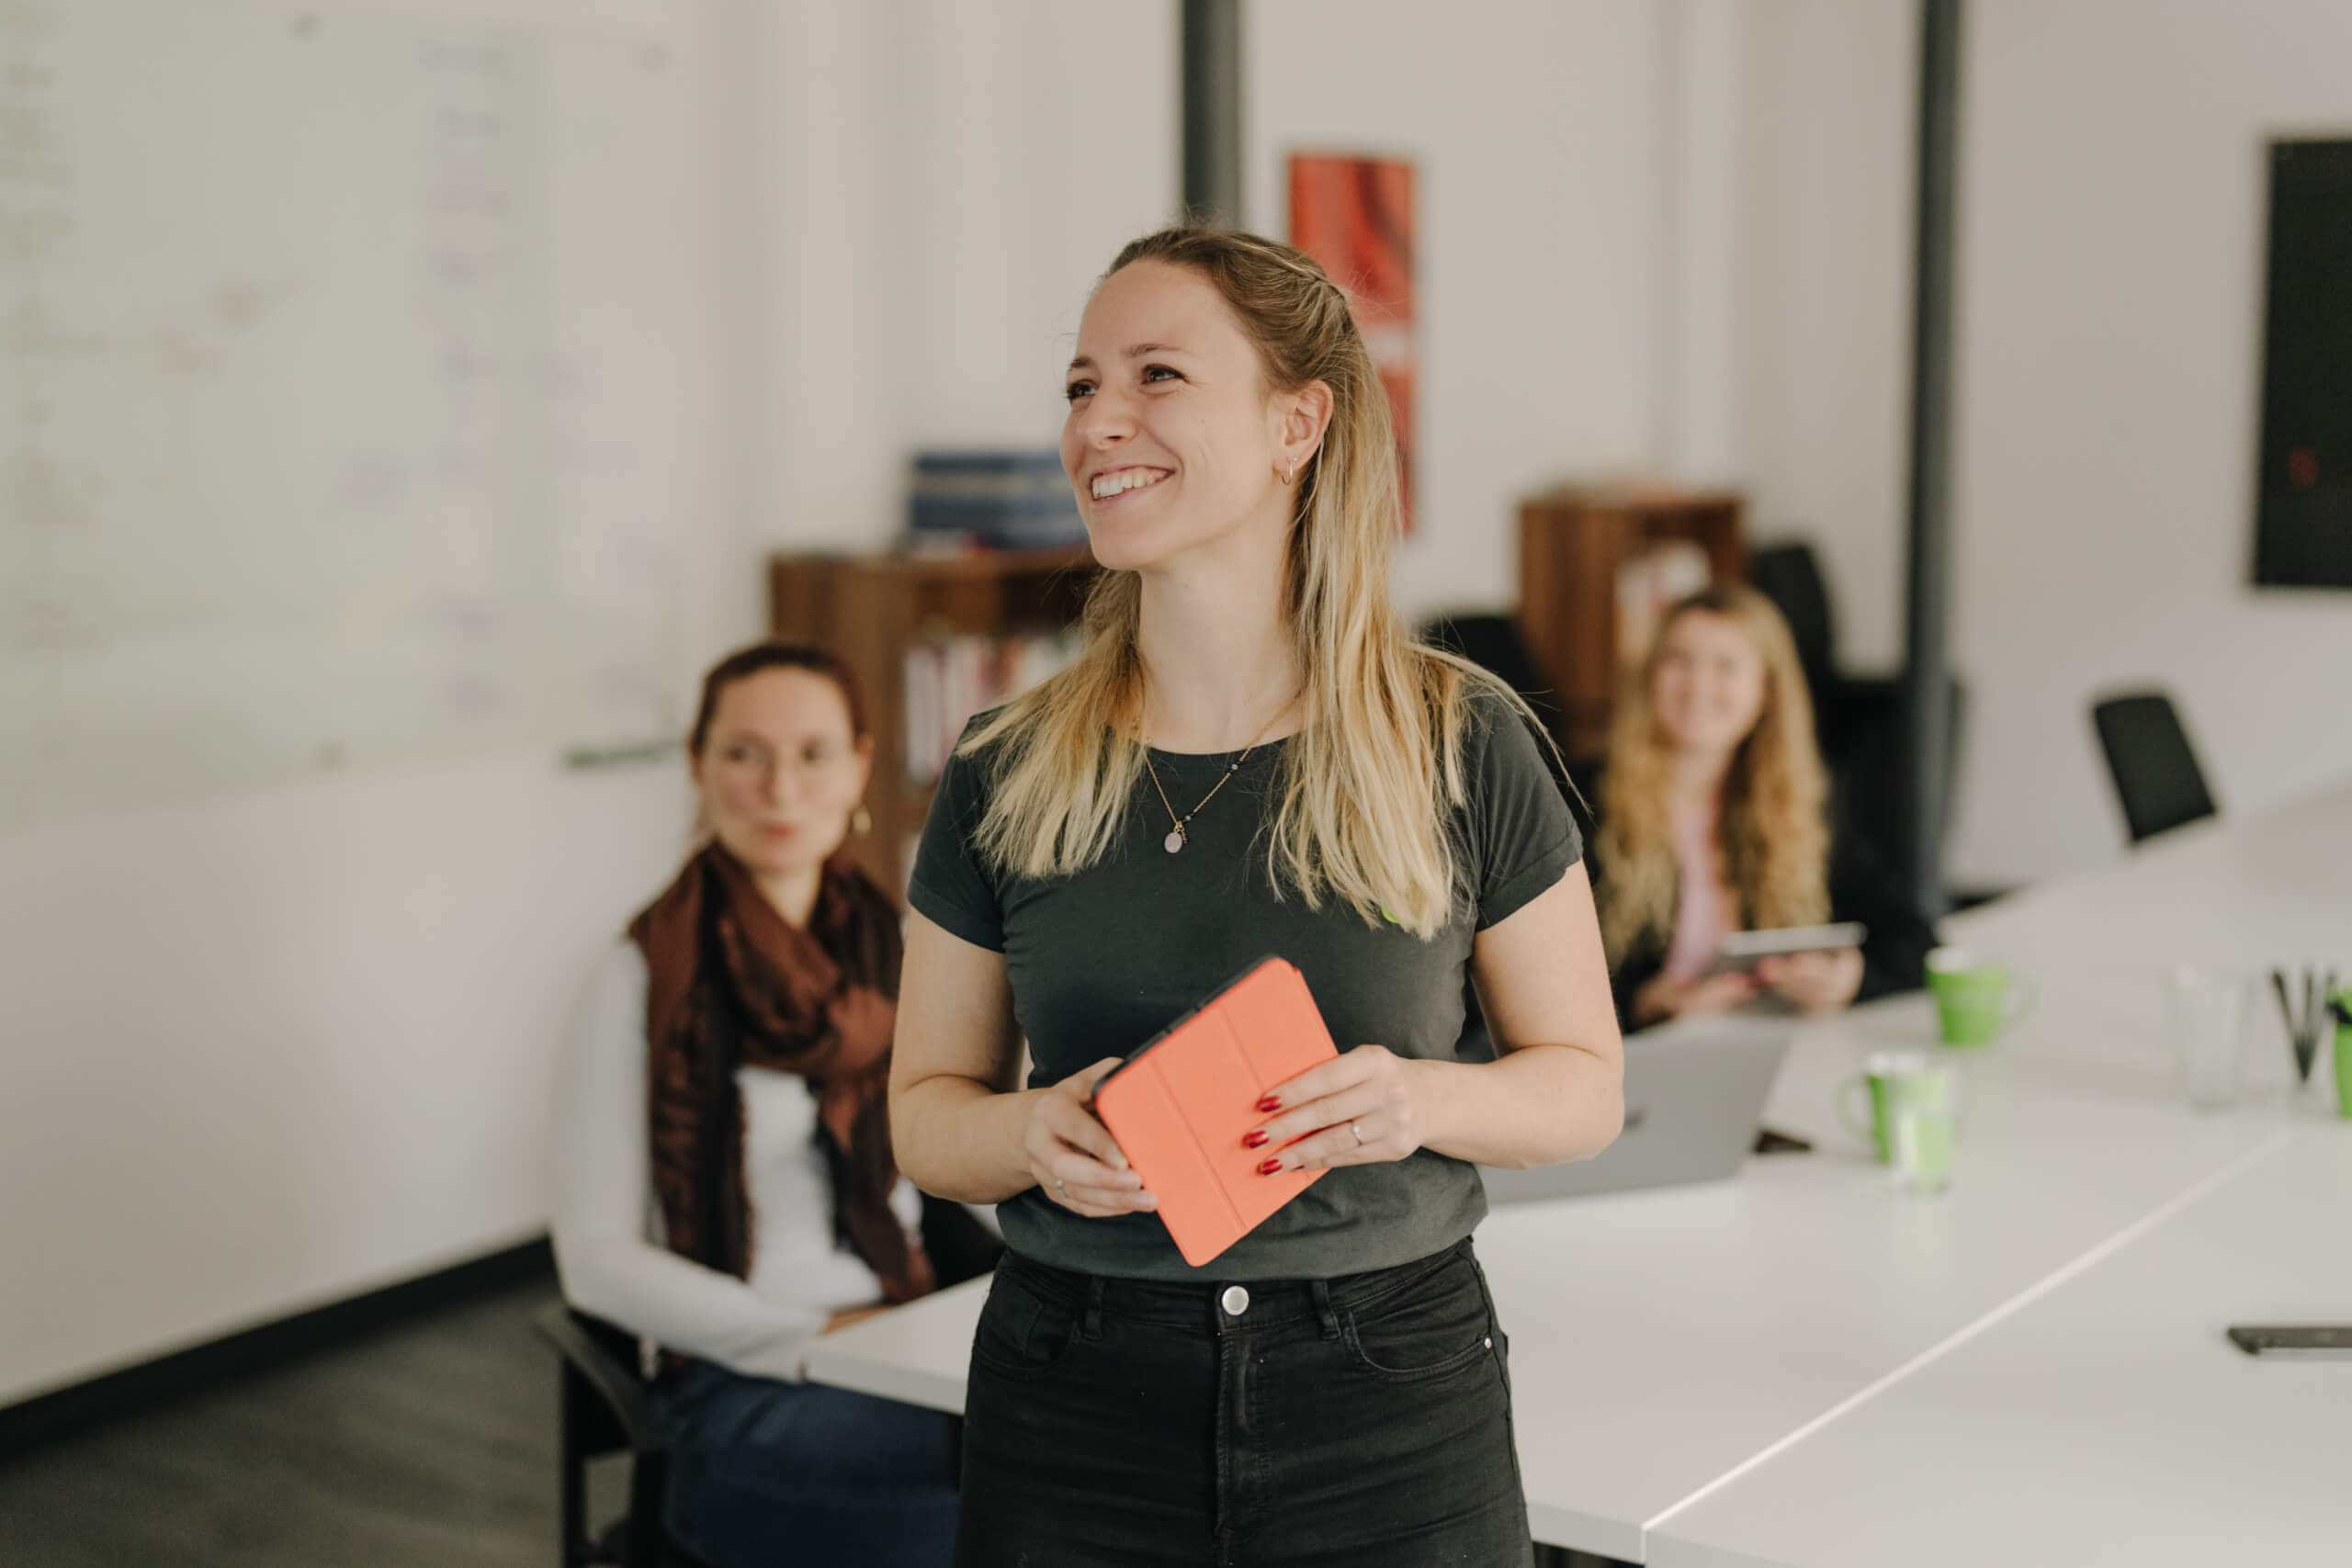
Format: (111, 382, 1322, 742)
(1480, 1016, 1793, 1203)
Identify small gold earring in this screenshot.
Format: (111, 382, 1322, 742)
(852, 804, 873, 838)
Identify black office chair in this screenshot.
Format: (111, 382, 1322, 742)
(1419, 611, 1580, 810)
(1419, 613, 1561, 734)
(1746, 542, 1968, 880)
(1747, 543, 1837, 698)
(2091, 691, 2217, 842)
(537, 1197, 1001, 1567)
(536, 1303, 697, 1568)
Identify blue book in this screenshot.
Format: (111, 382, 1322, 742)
(907, 451, 1086, 549)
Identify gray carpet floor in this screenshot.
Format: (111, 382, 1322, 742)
(0, 1282, 568, 1568)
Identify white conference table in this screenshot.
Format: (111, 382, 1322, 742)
(1649, 1122, 2352, 1568)
(811, 782, 2352, 1562)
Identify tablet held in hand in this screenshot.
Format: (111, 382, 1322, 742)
(1092, 957, 1340, 1267)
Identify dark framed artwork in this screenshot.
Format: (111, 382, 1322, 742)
(2252, 138, 2352, 589)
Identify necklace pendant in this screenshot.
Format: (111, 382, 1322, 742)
(1164, 829, 1185, 854)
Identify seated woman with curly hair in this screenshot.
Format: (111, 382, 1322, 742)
(1588, 582, 1933, 1029)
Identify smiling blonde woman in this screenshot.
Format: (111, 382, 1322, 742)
(889, 226, 1625, 1567)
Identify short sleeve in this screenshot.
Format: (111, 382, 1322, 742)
(1464, 691, 1584, 930)
(907, 719, 1006, 952)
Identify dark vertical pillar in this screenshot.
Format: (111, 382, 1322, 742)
(1901, 0, 1962, 921)
(1182, 0, 1243, 224)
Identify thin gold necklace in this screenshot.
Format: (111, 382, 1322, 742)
(1140, 704, 1286, 854)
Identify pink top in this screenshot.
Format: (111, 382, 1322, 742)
(1659, 796, 1736, 984)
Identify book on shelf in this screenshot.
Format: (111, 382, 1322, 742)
(902, 628, 1082, 786)
(904, 451, 1088, 552)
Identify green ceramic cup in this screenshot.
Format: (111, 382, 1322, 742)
(1839, 1050, 1955, 1171)
(1889, 1088, 1958, 1195)
(1927, 946, 2032, 1047)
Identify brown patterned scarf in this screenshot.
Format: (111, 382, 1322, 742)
(628, 842, 933, 1305)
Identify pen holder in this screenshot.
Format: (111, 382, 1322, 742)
(2335, 991, 2352, 1120)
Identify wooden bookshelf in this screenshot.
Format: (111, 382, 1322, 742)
(769, 547, 1098, 891)
(1518, 483, 1746, 758)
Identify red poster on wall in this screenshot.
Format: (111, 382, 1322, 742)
(1288, 153, 1417, 533)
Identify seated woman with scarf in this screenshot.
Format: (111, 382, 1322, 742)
(552, 642, 993, 1568)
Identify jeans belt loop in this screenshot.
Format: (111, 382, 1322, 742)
(1081, 1275, 1107, 1341)
(1309, 1279, 1340, 1341)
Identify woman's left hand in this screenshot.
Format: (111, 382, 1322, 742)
(1245, 1044, 1434, 1173)
(1755, 947, 1865, 1013)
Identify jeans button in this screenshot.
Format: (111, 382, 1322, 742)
(1220, 1285, 1250, 1317)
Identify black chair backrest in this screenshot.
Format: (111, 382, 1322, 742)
(1747, 543, 1836, 698)
(1420, 614, 1561, 728)
(2091, 691, 2216, 842)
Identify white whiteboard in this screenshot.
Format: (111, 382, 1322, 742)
(0, 0, 711, 827)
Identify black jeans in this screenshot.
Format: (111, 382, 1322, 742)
(958, 1238, 1532, 1568)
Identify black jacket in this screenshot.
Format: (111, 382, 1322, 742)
(1460, 761, 1933, 1049)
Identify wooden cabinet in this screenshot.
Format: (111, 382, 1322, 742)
(768, 547, 1098, 892)
(1518, 485, 1746, 757)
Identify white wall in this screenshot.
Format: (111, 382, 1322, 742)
(0, 0, 746, 1407)
(1710, 0, 2352, 884)
(0, 0, 1180, 1406)
(0, 758, 694, 1404)
(1718, 0, 1917, 674)
(1244, 0, 1668, 623)
(756, 0, 1181, 553)
(1940, 0, 2352, 884)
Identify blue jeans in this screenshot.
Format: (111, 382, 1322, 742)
(957, 1238, 1532, 1567)
(658, 1359, 960, 1568)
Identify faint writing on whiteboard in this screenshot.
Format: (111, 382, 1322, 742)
(0, 1, 697, 828)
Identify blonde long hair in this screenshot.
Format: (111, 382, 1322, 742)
(1595, 583, 1829, 962)
(960, 226, 1527, 937)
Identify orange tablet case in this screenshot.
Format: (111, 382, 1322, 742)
(1091, 956, 1340, 1268)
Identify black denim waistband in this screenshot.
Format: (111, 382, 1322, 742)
(997, 1236, 1476, 1335)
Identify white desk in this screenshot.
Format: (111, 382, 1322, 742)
(810, 782, 2352, 1561)
(1648, 1123, 2352, 1568)
(1481, 1004, 2281, 1559)
(1930, 783, 2352, 1110)
(803, 1271, 985, 1416)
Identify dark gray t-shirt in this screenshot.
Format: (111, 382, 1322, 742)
(908, 690, 1582, 1281)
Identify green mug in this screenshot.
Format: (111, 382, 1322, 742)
(1839, 1050, 1956, 1173)
(1927, 947, 2033, 1047)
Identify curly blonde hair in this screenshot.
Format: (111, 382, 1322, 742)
(1595, 583, 1829, 963)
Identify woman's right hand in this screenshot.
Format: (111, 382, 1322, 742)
(1633, 967, 1759, 1026)
(1025, 1057, 1158, 1218)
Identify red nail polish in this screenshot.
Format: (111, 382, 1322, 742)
(1257, 1096, 1281, 1113)
(1243, 1130, 1269, 1149)
(1257, 1157, 1283, 1176)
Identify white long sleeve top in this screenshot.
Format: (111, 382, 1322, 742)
(549, 942, 920, 1382)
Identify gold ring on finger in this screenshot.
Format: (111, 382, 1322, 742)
(1351, 1121, 1365, 1145)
